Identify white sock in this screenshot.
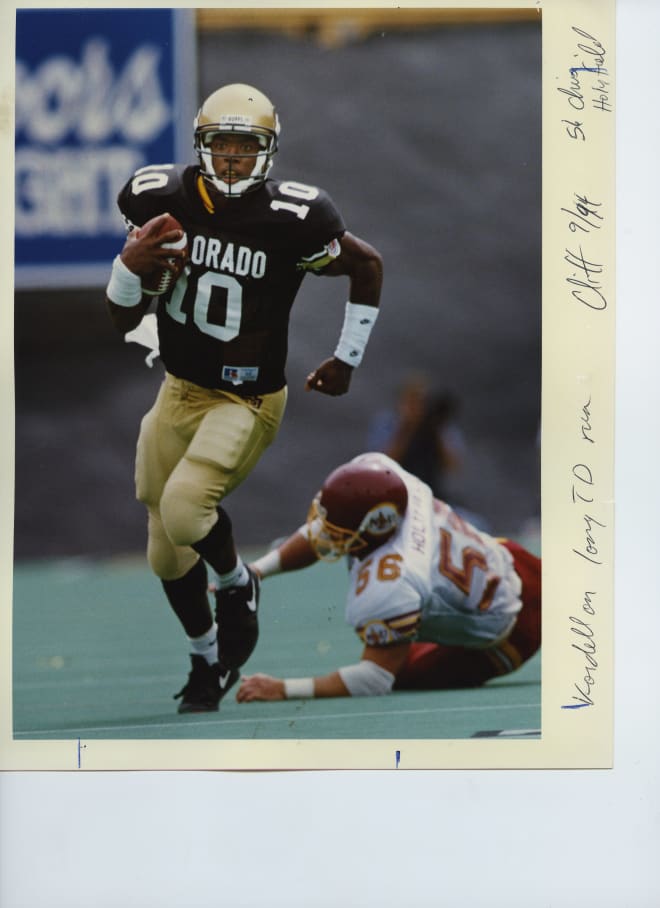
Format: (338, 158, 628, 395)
(189, 623, 218, 665)
(217, 558, 249, 589)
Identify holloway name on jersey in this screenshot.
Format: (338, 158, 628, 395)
(117, 163, 346, 394)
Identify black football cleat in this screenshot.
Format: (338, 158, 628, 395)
(173, 655, 239, 714)
(214, 568, 260, 670)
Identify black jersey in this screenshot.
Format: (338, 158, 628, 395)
(117, 164, 346, 394)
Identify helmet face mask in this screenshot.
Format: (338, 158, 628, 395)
(306, 459, 409, 562)
(306, 497, 370, 563)
(193, 84, 280, 198)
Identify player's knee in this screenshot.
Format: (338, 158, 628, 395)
(147, 538, 198, 580)
(145, 511, 198, 579)
(159, 478, 217, 547)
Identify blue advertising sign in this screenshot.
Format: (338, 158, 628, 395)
(15, 8, 196, 288)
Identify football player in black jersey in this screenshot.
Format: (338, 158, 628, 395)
(104, 83, 383, 714)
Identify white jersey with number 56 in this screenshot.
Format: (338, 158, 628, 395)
(344, 454, 523, 649)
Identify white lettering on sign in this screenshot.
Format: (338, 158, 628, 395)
(15, 147, 142, 235)
(15, 39, 173, 238)
(16, 40, 172, 145)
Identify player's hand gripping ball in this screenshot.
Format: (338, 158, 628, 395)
(136, 213, 188, 297)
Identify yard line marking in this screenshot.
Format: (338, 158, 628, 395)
(13, 701, 540, 738)
(14, 675, 193, 692)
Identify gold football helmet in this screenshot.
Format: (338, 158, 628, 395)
(193, 83, 280, 197)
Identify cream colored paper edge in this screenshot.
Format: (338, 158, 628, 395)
(0, 0, 615, 770)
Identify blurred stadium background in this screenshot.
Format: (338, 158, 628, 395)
(14, 7, 541, 563)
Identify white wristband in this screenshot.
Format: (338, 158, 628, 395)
(334, 302, 378, 367)
(106, 255, 143, 308)
(283, 677, 315, 699)
(251, 548, 281, 579)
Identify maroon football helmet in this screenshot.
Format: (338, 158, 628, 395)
(306, 455, 408, 561)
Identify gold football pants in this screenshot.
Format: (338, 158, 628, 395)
(135, 372, 287, 580)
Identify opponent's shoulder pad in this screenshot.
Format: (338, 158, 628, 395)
(348, 557, 421, 645)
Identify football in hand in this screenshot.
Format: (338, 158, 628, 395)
(136, 213, 188, 296)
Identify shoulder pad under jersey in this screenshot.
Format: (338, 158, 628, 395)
(266, 179, 345, 246)
(347, 553, 422, 646)
(117, 163, 191, 230)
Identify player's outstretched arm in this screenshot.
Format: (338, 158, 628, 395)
(208, 529, 316, 596)
(306, 232, 383, 396)
(236, 643, 410, 702)
(236, 670, 350, 701)
(250, 528, 319, 579)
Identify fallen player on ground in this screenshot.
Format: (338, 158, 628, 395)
(235, 452, 540, 701)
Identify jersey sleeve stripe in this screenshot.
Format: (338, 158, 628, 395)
(298, 237, 342, 271)
(356, 610, 421, 644)
(388, 612, 422, 632)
